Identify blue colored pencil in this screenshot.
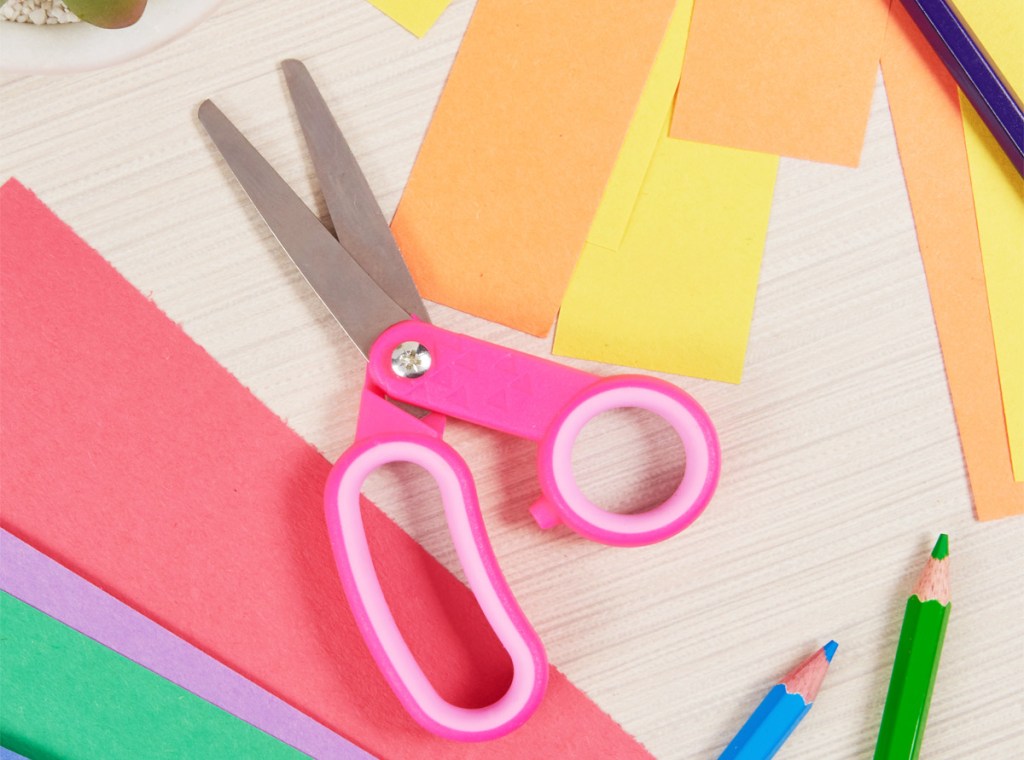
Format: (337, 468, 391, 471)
(899, 0, 1024, 176)
(719, 641, 838, 760)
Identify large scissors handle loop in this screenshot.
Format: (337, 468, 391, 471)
(324, 430, 548, 741)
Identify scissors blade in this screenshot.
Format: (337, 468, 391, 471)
(281, 59, 430, 324)
(198, 99, 409, 359)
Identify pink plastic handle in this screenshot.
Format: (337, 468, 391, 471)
(367, 321, 720, 547)
(324, 414, 548, 741)
(532, 375, 720, 546)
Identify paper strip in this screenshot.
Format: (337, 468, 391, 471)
(954, 0, 1024, 481)
(880, 4, 1024, 518)
(586, 0, 694, 251)
(671, 0, 892, 166)
(555, 0, 777, 383)
(0, 531, 372, 760)
(555, 121, 777, 382)
(391, 0, 677, 336)
(0, 592, 304, 759)
(0, 179, 653, 758)
(365, 0, 452, 38)
(961, 98, 1024, 481)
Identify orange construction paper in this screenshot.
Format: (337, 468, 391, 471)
(671, 0, 892, 166)
(391, 0, 677, 336)
(881, 3, 1024, 519)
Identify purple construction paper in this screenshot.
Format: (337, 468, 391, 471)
(0, 530, 374, 760)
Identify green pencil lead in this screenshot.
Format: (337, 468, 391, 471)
(931, 533, 949, 560)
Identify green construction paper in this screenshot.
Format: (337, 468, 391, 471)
(0, 592, 305, 760)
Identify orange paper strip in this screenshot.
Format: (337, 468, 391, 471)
(392, 0, 677, 336)
(881, 3, 1024, 519)
(672, 0, 892, 166)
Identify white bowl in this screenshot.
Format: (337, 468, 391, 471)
(0, 0, 222, 74)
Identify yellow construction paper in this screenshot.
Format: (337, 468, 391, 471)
(366, 0, 452, 37)
(586, 0, 694, 251)
(953, 0, 1024, 92)
(955, 0, 1024, 480)
(554, 114, 778, 381)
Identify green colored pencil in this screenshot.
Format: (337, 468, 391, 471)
(874, 534, 951, 760)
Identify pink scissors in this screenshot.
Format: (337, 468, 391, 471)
(199, 60, 720, 742)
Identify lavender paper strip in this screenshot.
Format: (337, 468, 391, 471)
(0, 530, 374, 760)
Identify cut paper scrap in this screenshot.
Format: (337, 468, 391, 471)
(961, 97, 1024, 481)
(671, 0, 892, 166)
(555, 119, 778, 382)
(391, 0, 677, 336)
(955, 0, 1024, 481)
(0, 750, 27, 760)
(365, 0, 452, 37)
(0, 592, 304, 760)
(880, 4, 1024, 518)
(0, 179, 653, 759)
(586, 0, 694, 251)
(0, 531, 373, 760)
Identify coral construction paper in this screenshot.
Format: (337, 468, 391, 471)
(555, 0, 778, 382)
(671, 0, 892, 166)
(391, 0, 677, 336)
(955, 0, 1024, 480)
(366, 0, 452, 38)
(0, 531, 372, 760)
(0, 592, 304, 759)
(0, 179, 653, 758)
(880, 7, 1024, 518)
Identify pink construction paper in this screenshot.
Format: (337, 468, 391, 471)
(0, 530, 373, 759)
(0, 178, 651, 759)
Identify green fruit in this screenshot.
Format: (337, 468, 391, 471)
(64, 0, 148, 28)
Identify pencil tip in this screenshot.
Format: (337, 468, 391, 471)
(931, 533, 949, 560)
(823, 640, 838, 662)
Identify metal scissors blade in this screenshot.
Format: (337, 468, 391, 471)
(281, 59, 429, 324)
(198, 99, 409, 359)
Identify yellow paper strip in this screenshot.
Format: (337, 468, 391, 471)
(954, 0, 1024, 481)
(554, 115, 778, 381)
(586, 0, 694, 250)
(366, 0, 452, 37)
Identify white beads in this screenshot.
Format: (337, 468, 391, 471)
(1, 0, 80, 25)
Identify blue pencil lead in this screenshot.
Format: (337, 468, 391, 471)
(823, 640, 838, 662)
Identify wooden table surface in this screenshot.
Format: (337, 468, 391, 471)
(3, 1, 1021, 757)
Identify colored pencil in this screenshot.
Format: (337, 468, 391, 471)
(719, 641, 838, 760)
(898, 0, 1024, 176)
(874, 534, 952, 760)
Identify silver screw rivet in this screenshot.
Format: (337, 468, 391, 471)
(391, 341, 432, 379)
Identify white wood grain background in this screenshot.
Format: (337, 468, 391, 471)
(2, 1, 1021, 757)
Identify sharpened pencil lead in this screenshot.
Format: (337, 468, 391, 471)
(931, 533, 949, 560)
(824, 640, 838, 662)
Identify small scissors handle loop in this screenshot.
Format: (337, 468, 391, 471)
(324, 433, 548, 741)
(533, 375, 720, 546)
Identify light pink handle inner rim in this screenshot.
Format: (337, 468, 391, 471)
(545, 380, 718, 538)
(331, 438, 543, 738)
